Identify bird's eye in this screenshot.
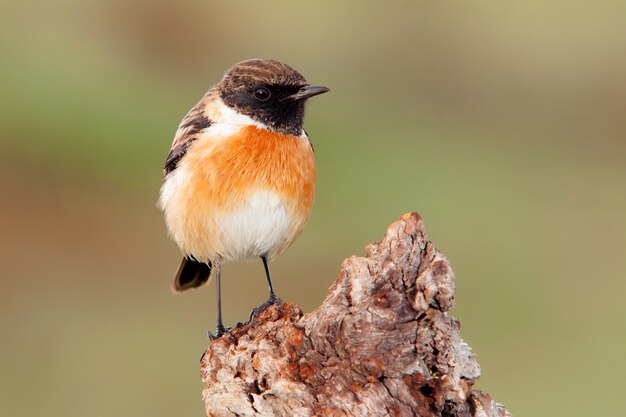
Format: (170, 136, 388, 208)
(254, 87, 271, 101)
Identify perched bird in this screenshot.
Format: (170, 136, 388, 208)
(159, 59, 329, 338)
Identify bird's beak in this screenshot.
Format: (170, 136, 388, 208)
(288, 85, 330, 101)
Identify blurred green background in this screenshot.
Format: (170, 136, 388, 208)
(1, 1, 625, 416)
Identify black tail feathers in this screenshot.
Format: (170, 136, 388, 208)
(172, 257, 212, 292)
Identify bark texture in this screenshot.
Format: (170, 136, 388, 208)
(201, 213, 512, 417)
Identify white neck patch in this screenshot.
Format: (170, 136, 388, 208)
(207, 98, 305, 138)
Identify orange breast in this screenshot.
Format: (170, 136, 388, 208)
(189, 125, 316, 217)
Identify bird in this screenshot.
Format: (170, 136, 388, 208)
(158, 59, 329, 338)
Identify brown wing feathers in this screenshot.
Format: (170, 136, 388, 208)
(164, 139, 197, 175)
(163, 100, 212, 176)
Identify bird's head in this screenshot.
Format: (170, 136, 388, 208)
(218, 59, 329, 136)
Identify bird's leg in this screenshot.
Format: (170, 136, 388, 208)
(262, 255, 277, 303)
(208, 263, 227, 340)
(249, 256, 282, 322)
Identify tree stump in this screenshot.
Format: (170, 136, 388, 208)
(200, 213, 512, 417)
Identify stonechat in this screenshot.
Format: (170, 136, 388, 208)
(159, 59, 329, 337)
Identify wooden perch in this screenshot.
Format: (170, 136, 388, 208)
(200, 213, 512, 417)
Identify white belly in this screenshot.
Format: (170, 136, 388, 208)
(217, 190, 291, 262)
(160, 161, 298, 264)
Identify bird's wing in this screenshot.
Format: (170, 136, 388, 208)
(163, 100, 213, 176)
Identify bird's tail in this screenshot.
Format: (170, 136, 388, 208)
(171, 257, 212, 292)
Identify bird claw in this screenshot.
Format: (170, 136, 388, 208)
(249, 295, 282, 322)
(207, 324, 230, 341)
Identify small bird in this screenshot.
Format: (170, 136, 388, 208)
(159, 59, 328, 338)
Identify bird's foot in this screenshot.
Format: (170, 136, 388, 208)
(201, 325, 230, 361)
(207, 324, 230, 341)
(249, 295, 282, 323)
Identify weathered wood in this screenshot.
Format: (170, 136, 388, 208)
(200, 213, 512, 417)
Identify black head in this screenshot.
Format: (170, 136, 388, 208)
(218, 59, 329, 136)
